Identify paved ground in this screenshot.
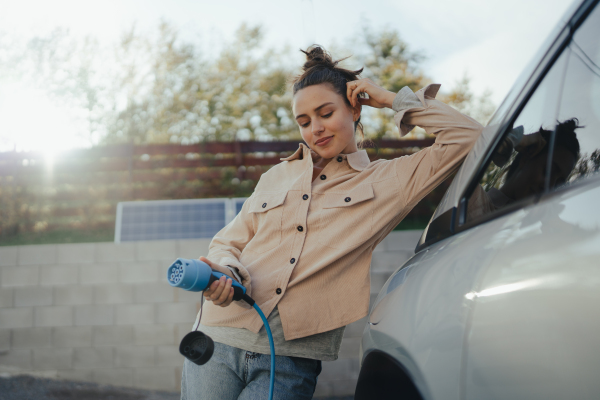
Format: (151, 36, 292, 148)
(0, 375, 352, 400)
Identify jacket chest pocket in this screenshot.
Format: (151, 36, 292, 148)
(318, 184, 375, 250)
(244, 191, 288, 254)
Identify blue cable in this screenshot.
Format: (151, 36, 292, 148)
(252, 303, 275, 400)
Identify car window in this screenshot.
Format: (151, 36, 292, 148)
(552, 4, 600, 188)
(463, 49, 569, 224)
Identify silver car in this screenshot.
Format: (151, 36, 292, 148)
(356, 0, 600, 399)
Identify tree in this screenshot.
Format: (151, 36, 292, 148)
(101, 23, 298, 146)
(439, 73, 495, 126)
(0, 22, 495, 147)
(331, 26, 494, 141)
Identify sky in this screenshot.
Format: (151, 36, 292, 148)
(0, 0, 576, 153)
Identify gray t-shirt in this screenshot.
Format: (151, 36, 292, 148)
(198, 306, 345, 361)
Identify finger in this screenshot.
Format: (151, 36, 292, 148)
(348, 86, 360, 107)
(214, 278, 231, 305)
(212, 276, 228, 302)
(347, 80, 363, 107)
(215, 278, 233, 306)
(350, 84, 363, 108)
(353, 84, 370, 108)
(358, 97, 377, 108)
(203, 278, 220, 298)
(209, 276, 226, 301)
(199, 256, 212, 267)
(346, 82, 355, 105)
(210, 278, 220, 291)
(221, 288, 234, 307)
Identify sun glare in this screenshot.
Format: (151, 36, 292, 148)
(0, 82, 89, 154)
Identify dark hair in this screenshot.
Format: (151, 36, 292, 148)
(506, 118, 582, 179)
(292, 45, 366, 145)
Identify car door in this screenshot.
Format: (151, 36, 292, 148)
(359, 2, 599, 399)
(462, 3, 600, 399)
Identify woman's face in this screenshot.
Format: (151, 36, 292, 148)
(292, 83, 360, 160)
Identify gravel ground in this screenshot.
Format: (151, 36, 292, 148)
(0, 375, 352, 400)
(0, 376, 179, 400)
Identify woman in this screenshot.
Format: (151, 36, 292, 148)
(181, 46, 483, 399)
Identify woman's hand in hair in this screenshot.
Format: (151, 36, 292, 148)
(346, 78, 396, 109)
(199, 256, 235, 307)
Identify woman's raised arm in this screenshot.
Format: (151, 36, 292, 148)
(388, 84, 483, 209)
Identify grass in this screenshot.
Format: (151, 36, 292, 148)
(0, 218, 426, 247)
(0, 228, 114, 247)
(393, 217, 428, 231)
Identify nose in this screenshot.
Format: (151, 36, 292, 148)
(311, 120, 325, 134)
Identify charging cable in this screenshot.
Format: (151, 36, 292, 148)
(167, 258, 275, 400)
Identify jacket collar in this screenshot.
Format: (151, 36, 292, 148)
(280, 143, 370, 172)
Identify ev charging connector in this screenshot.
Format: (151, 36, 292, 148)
(167, 258, 275, 400)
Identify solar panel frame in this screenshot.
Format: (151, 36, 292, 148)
(232, 197, 249, 217)
(115, 198, 247, 243)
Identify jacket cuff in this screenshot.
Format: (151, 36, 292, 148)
(392, 86, 424, 112)
(392, 83, 442, 136)
(225, 266, 242, 283)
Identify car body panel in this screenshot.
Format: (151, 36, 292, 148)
(464, 179, 600, 399)
(359, 1, 600, 399)
(363, 177, 600, 400)
(364, 212, 519, 400)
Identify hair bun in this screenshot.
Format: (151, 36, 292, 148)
(301, 45, 337, 71)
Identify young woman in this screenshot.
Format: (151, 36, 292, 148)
(181, 46, 483, 399)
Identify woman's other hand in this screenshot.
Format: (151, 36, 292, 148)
(346, 78, 396, 109)
(199, 256, 235, 307)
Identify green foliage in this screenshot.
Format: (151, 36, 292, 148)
(0, 183, 36, 238)
(570, 149, 600, 181)
(0, 227, 114, 246)
(1, 21, 494, 147)
(438, 73, 496, 126)
(100, 23, 298, 145)
(0, 22, 496, 245)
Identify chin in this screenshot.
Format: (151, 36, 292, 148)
(315, 147, 338, 159)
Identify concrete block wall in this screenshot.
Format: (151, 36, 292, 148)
(0, 230, 421, 396)
(312, 230, 421, 398)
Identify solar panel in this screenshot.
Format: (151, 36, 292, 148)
(233, 198, 248, 215)
(115, 197, 248, 242)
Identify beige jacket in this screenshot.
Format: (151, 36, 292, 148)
(201, 83, 483, 340)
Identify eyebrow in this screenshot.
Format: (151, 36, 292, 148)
(295, 102, 334, 120)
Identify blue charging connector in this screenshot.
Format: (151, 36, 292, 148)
(167, 258, 275, 400)
(167, 258, 247, 300)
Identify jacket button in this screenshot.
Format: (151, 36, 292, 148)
(262, 203, 267, 208)
(290, 258, 295, 264)
(276, 288, 282, 295)
(297, 226, 303, 232)
(337, 156, 343, 162)
(345, 197, 351, 202)
(302, 194, 309, 200)
(320, 175, 326, 180)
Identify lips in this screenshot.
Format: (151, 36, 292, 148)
(315, 136, 333, 146)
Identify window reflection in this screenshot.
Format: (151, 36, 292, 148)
(465, 49, 570, 223)
(464, 4, 600, 225)
(467, 120, 581, 222)
(557, 5, 600, 185)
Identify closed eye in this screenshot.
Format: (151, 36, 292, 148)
(299, 112, 333, 128)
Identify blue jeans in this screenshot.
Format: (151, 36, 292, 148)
(180, 342, 322, 400)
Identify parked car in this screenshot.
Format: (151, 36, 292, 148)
(355, 0, 600, 399)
